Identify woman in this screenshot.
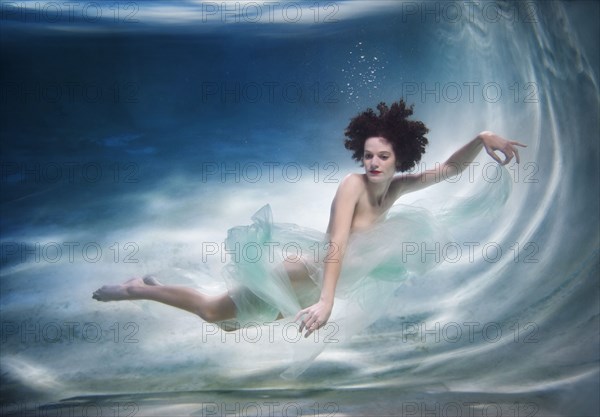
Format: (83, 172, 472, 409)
(93, 99, 525, 338)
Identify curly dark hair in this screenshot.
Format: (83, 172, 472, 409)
(344, 99, 429, 172)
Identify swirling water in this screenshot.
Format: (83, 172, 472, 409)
(0, 1, 598, 416)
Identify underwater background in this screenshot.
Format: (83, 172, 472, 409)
(1, 1, 598, 416)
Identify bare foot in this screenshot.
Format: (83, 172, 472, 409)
(93, 277, 147, 302)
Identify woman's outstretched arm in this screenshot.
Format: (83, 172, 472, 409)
(294, 174, 361, 337)
(396, 131, 526, 195)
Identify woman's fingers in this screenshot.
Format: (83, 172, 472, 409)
(294, 308, 326, 336)
(303, 314, 318, 333)
(508, 141, 526, 164)
(293, 308, 306, 323)
(294, 308, 308, 332)
(295, 309, 318, 333)
(502, 141, 526, 164)
(295, 300, 333, 337)
(513, 146, 521, 164)
(303, 319, 323, 338)
(501, 147, 514, 165)
(483, 134, 527, 166)
(487, 140, 527, 165)
(486, 147, 503, 164)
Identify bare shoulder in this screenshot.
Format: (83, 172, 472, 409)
(327, 173, 364, 234)
(336, 173, 366, 198)
(330, 173, 365, 211)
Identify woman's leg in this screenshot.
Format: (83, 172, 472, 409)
(92, 276, 236, 323)
(93, 260, 317, 323)
(283, 259, 320, 308)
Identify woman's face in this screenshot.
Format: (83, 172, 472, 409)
(363, 136, 396, 182)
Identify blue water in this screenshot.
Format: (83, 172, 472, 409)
(1, 1, 598, 416)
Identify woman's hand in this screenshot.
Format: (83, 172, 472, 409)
(479, 131, 527, 165)
(294, 299, 333, 338)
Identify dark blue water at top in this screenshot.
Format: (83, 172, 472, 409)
(1, 1, 598, 416)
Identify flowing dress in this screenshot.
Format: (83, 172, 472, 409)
(214, 167, 513, 376)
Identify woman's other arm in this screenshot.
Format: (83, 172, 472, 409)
(395, 131, 526, 196)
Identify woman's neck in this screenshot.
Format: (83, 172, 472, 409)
(364, 176, 393, 207)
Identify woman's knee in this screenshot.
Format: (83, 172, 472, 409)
(197, 306, 220, 323)
(197, 294, 236, 323)
(283, 259, 310, 283)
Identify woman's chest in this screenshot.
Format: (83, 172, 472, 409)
(351, 195, 393, 231)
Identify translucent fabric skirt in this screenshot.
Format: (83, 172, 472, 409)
(214, 168, 513, 376)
